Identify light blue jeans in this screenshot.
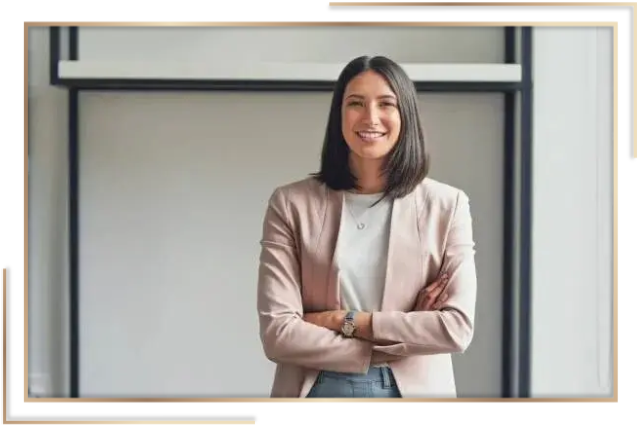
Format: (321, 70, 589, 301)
(306, 366, 402, 398)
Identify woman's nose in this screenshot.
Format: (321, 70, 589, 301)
(362, 106, 381, 124)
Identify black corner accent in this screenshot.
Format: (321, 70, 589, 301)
(69, 87, 80, 399)
(518, 26, 533, 398)
(68, 26, 81, 398)
(69, 27, 79, 61)
(501, 25, 517, 398)
(49, 27, 60, 85)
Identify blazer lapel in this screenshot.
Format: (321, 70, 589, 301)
(380, 191, 422, 311)
(314, 186, 343, 310)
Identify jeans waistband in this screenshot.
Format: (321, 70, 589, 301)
(318, 366, 395, 388)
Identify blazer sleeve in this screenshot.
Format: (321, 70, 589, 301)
(257, 187, 374, 373)
(370, 190, 478, 357)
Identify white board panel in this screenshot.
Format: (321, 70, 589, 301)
(78, 92, 504, 398)
(58, 61, 521, 82)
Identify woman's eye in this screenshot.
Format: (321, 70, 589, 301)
(345, 100, 396, 109)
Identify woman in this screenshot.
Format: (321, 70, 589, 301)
(256, 55, 477, 398)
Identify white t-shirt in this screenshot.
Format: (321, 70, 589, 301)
(336, 191, 393, 313)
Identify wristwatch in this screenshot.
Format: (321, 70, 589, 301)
(341, 311, 357, 338)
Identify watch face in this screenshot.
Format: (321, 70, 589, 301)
(342, 322, 356, 336)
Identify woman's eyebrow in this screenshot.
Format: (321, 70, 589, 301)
(344, 94, 397, 100)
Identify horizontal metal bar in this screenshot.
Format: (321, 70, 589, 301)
(54, 78, 524, 92)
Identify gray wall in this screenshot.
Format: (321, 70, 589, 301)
(76, 90, 504, 397)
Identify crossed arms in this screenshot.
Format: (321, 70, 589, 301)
(256, 188, 478, 374)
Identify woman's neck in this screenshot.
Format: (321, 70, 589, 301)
(349, 156, 386, 194)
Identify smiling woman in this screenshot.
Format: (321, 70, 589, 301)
(314, 56, 431, 200)
(342, 70, 402, 200)
(256, 55, 478, 398)
(341, 71, 402, 169)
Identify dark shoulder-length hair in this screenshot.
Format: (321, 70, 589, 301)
(311, 55, 430, 200)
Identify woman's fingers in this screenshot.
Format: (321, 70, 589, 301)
(426, 274, 449, 308)
(428, 274, 448, 295)
(434, 277, 450, 305)
(434, 293, 449, 310)
(423, 279, 441, 297)
(371, 350, 404, 365)
(415, 288, 428, 309)
(416, 273, 451, 310)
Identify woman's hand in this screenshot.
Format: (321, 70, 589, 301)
(371, 350, 405, 365)
(414, 273, 450, 311)
(304, 311, 396, 346)
(303, 310, 345, 331)
(303, 272, 451, 335)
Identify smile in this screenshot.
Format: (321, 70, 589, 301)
(356, 131, 387, 142)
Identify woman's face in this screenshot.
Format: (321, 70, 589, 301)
(341, 70, 402, 162)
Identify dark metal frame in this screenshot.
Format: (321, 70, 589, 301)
(48, 25, 533, 399)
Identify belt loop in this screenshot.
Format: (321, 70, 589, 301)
(381, 367, 391, 389)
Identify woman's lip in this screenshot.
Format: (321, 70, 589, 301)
(356, 131, 387, 136)
(356, 131, 387, 142)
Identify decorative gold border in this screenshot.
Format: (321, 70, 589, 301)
(12, 8, 625, 420)
(329, 2, 635, 7)
(3, 271, 6, 416)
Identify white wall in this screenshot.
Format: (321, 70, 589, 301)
(27, 25, 614, 398)
(531, 26, 613, 397)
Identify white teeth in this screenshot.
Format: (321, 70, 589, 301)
(357, 131, 385, 139)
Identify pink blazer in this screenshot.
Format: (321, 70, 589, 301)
(257, 176, 477, 398)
